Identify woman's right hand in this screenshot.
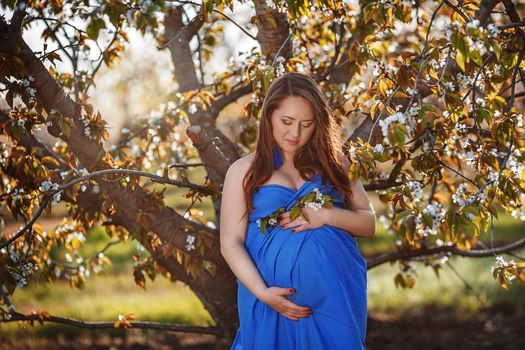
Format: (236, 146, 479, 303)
(258, 287, 313, 321)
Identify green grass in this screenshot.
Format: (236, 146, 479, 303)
(3, 265, 214, 336)
(368, 254, 525, 314)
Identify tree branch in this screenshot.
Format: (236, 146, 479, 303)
(3, 311, 222, 336)
(253, 0, 292, 60)
(10, 0, 27, 33)
(367, 237, 525, 269)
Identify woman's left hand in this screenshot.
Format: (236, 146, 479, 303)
(278, 207, 330, 233)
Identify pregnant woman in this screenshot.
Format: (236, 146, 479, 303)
(220, 72, 375, 349)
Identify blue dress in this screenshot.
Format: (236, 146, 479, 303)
(231, 168, 368, 350)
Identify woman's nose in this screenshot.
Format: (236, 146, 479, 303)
(291, 124, 301, 138)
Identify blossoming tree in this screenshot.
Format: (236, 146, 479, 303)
(1, 0, 525, 341)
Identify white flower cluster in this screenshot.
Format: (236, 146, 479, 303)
(406, 87, 417, 96)
(379, 112, 405, 138)
(465, 36, 487, 56)
(2, 304, 15, 320)
(417, 201, 446, 236)
(452, 183, 469, 207)
(268, 218, 278, 226)
(511, 193, 525, 220)
(148, 110, 164, 128)
(487, 23, 501, 36)
(406, 181, 424, 203)
(456, 72, 472, 90)
(493, 64, 502, 76)
(185, 234, 196, 251)
(485, 165, 500, 182)
(452, 184, 486, 208)
(491, 255, 515, 277)
(78, 264, 90, 278)
(39, 180, 59, 192)
(274, 56, 286, 77)
(40, 180, 64, 203)
(429, 58, 446, 71)
(512, 113, 523, 128)
(443, 81, 455, 91)
(18, 76, 36, 97)
(304, 187, 326, 211)
(466, 19, 480, 31)
(445, 20, 462, 39)
(55, 221, 84, 240)
(0, 149, 8, 166)
(12, 270, 27, 288)
(65, 231, 86, 246)
(378, 107, 419, 143)
(373, 144, 384, 153)
(506, 152, 524, 179)
(380, 0, 395, 9)
(348, 81, 366, 97)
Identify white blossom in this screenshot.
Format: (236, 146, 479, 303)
(52, 192, 61, 204)
(185, 234, 196, 251)
(188, 104, 197, 114)
(373, 144, 384, 153)
(487, 23, 500, 36)
(466, 19, 480, 30)
(444, 81, 455, 91)
(306, 202, 323, 211)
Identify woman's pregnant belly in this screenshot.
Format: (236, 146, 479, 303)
(246, 224, 367, 307)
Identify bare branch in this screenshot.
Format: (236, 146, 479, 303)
(3, 312, 222, 336)
(367, 237, 525, 269)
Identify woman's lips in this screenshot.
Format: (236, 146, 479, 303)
(286, 139, 299, 145)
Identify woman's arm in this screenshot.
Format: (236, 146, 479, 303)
(279, 159, 376, 237)
(322, 179, 376, 237)
(220, 158, 268, 300)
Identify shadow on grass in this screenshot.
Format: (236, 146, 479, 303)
(367, 302, 525, 350)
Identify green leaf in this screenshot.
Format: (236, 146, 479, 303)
(456, 51, 466, 72)
(290, 206, 301, 221)
(260, 219, 267, 235)
(86, 18, 106, 40)
(470, 49, 482, 66)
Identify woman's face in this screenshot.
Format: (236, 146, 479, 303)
(270, 95, 316, 154)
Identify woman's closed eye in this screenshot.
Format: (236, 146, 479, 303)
(282, 121, 313, 128)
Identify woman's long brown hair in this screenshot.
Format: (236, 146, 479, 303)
(242, 72, 352, 218)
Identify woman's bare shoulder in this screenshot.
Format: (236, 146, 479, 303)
(226, 153, 255, 178)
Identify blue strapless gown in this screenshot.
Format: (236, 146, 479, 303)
(231, 171, 368, 350)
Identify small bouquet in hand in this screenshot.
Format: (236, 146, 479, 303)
(257, 188, 334, 235)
